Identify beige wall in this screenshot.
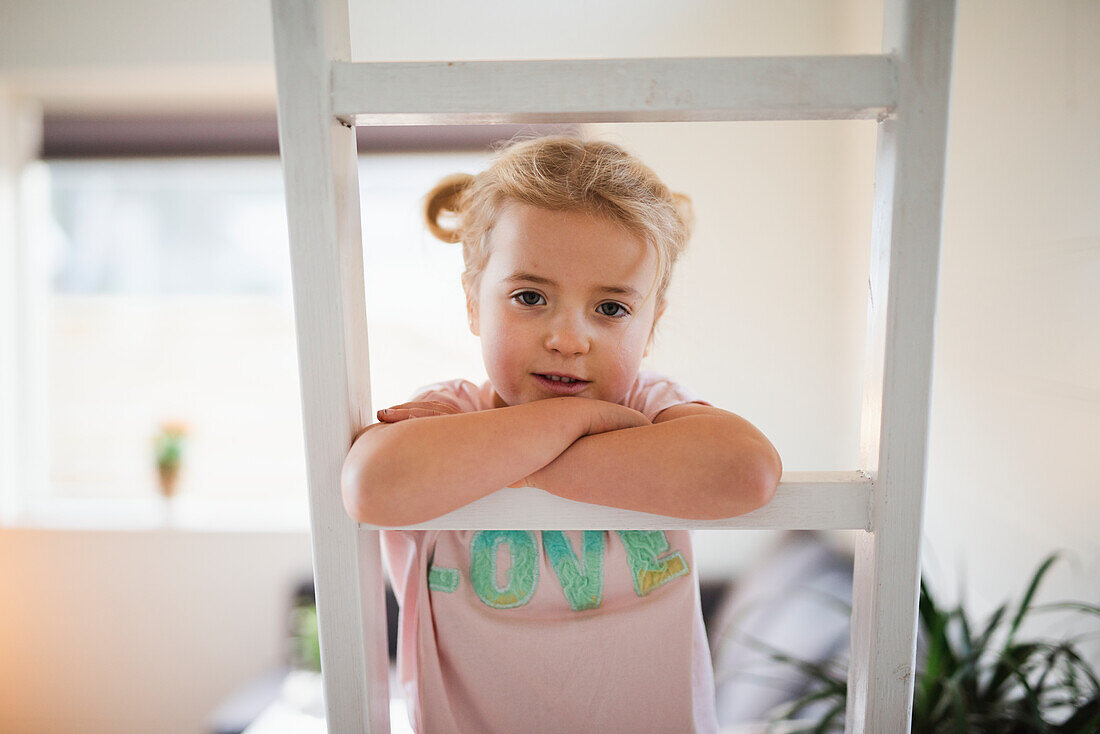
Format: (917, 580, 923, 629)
(1, 0, 1097, 732)
(0, 529, 313, 734)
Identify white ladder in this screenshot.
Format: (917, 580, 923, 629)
(268, 1, 956, 731)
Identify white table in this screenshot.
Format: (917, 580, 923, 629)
(241, 668, 783, 734)
(242, 668, 414, 734)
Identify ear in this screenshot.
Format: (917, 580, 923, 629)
(464, 282, 480, 337)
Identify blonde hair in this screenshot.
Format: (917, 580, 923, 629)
(422, 135, 694, 315)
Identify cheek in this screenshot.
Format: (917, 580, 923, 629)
(608, 323, 651, 370)
(624, 318, 654, 354)
(481, 309, 525, 366)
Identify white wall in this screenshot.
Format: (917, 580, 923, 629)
(1, 0, 1097, 732)
(923, 0, 1099, 634)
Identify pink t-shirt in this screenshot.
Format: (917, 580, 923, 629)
(380, 371, 719, 734)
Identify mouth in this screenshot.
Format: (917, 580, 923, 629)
(533, 373, 590, 395)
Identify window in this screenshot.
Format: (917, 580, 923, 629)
(12, 134, 514, 528)
(41, 157, 302, 507)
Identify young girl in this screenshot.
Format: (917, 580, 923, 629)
(341, 135, 782, 734)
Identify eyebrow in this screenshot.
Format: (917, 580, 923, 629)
(504, 272, 642, 300)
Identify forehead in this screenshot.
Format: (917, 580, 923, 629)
(484, 202, 656, 291)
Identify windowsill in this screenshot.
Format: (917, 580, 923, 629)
(6, 496, 312, 533)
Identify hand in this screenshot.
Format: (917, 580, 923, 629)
(380, 402, 532, 489)
(376, 400, 463, 423)
(584, 400, 651, 436)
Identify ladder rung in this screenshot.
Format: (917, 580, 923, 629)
(359, 471, 872, 531)
(332, 56, 897, 125)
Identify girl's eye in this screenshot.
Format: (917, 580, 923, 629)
(513, 291, 545, 306)
(598, 302, 629, 318)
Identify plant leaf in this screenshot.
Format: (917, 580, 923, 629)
(770, 685, 845, 722)
(973, 603, 1009, 702)
(1003, 552, 1062, 651)
(810, 699, 846, 734)
(986, 642, 1047, 700)
(745, 552, 1100, 734)
(1057, 645, 1100, 693)
(918, 591, 957, 722)
(1052, 690, 1100, 733)
(1030, 600, 1100, 618)
(736, 632, 848, 689)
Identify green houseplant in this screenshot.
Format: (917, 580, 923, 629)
(732, 552, 1100, 733)
(152, 420, 189, 498)
(291, 602, 322, 673)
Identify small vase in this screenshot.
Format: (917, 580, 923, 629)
(157, 464, 180, 499)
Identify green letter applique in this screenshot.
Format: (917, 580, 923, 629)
(615, 530, 689, 597)
(469, 530, 539, 609)
(428, 564, 460, 593)
(542, 531, 606, 611)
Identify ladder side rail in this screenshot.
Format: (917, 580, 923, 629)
(331, 55, 898, 125)
(270, 0, 389, 731)
(846, 1, 957, 732)
(358, 472, 873, 531)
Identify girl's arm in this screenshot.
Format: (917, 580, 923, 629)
(524, 402, 783, 520)
(340, 397, 648, 526)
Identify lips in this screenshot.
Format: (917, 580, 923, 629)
(533, 372, 590, 395)
(537, 372, 588, 383)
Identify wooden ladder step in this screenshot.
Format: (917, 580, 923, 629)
(331, 55, 897, 125)
(361, 471, 873, 531)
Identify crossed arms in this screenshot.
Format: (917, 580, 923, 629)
(340, 396, 782, 527)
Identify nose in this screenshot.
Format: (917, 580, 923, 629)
(544, 312, 590, 356)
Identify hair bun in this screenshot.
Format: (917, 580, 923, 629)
(423, 172, 474, 244)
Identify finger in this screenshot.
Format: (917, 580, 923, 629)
(378, 407, 447, 421)
(405, 408, 450, 419)
(377, 408, 418, 421)
(413, 401, 460, 412)
(378, 404, 431, 414)
(382, 402, 454, 414)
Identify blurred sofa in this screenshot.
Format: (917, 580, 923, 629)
(709, 530, 854, 726)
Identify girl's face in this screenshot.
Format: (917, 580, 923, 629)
(467, 201, 664, 408)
